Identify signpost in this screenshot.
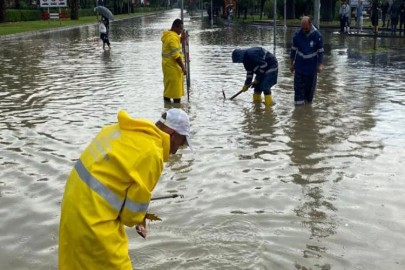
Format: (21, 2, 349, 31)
(40, 0, 67, 24)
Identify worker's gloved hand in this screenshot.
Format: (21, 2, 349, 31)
(251, 80, 260, 87)
(251, 80, 260, 89)
(242, 85, 250, 92)
(135, 217, 147, 239)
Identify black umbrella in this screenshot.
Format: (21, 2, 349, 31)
(96, 6, 114, 21)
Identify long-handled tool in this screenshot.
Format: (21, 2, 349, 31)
(151, 194, 184, 201)
(229, 90, 244, 100)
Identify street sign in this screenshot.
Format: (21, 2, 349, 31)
(40, 0, 67, 8)
(350, 0, 370, 7)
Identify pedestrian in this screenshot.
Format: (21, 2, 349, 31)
(290, 16, 324, 106)
(390, 4, 399, 34)
(356, 0, 364, 33)
(399, 1, 405, 35)
(99, 17, 111, 50)
(382, 0, 390, 27)
(227, 5, 233, 26)
(102, 15, 110, 34)
(231, 47, 278, 106)
(59, 108, 192, 270)
(161, 19, 187, 104)
(339, 0, 351, 33)
(370, 0, 381, 34)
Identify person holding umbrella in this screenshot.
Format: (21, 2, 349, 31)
(96, 6, 114, 49)
(99, 16, 111, 50)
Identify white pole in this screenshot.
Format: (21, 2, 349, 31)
(211, 0, 213, 26)
(181, 0, 184, 21)
(314, 0, 320, 29)
(273, 0, 276, 49)
(284, 0, 286, 28)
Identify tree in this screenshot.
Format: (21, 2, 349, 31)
(259, 0, 266, 19)
(286, 0, 295, 19)
(238, 0, 249, 19)
(320, 0, 334, 21)
(0, 0, 5, 23)
(71, 0, 79, 19)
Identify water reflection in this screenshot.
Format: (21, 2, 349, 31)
(239, 104, 277, 157)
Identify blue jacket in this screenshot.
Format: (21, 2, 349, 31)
(290, 26, 324, 75)
(232, 47, 278, 86)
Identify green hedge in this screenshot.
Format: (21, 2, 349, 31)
(79, 8, 96, 17)
(5, 8, 96, 22)
(6, 9, 41, 22)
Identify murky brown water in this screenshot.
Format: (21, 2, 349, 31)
(1, 9, 405, 270)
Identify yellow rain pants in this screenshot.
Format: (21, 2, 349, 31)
(59, 110, 170, 270)
(161, 30, 184, 99)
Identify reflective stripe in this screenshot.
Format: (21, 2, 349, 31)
(109, 131, 121, 140)
(265, 67, 278, 74)
(171, 48, 179, 53)
(291, 46, 297, 51)
(295, 100, 305, 105)
(262, 48, 269, 59)
(253, 66, 259, 72)
(123, 197, 149, 213)
(318, 48, 324, 53)
(297, 51, 318, 59)
(260, 63, 267, 68)
(93, 139, 109, 161)
(246, 75, 253, 78)
(162, 53, 172, 58)
(75, 160, 123, 212)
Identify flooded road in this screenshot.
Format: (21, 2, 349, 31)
(1, 9, 405, 270)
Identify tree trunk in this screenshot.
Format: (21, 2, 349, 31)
(286, 0, 294, 19)
(0, 0, 5, 23)
(70, 0, 79, 19)
(15, 0, 20, 9)
(320, 0, 334, 21)
(260, 0, 265, 20)
(244, 6, 247, 19)
(305, 0, 312, 15)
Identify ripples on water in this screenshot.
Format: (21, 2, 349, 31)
(1, 10, 405, 270)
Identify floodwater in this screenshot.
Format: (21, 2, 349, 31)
(1, 9, 405, 270)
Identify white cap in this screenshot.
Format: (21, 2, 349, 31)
(159, 109, 193, 151)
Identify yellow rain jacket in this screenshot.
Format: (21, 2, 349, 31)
(59, 110, 170, 270)
(161, 30, 185, 99)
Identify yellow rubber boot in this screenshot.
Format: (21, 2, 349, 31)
(253, 93, 262, 102)
(264, 95, 273, 106)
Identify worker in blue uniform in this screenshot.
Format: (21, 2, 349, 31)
(232, 47, 278, 106)
(290, 16, 324, 105)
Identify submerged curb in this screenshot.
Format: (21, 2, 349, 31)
(0, 11, 164, 41)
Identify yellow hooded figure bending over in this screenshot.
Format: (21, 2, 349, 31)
(161, 19, 187, 103)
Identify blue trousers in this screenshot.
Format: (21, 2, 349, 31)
(294, 72, 317, 105)
(254, 68, 278, 95)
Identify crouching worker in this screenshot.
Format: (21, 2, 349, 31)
(232, 47, 278, 106)
(59, 109, 192, 270)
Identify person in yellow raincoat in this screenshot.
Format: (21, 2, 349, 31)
(161, 19, 187, 103)
(59, 109, 192, 270)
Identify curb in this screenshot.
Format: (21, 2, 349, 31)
(0, 11, 165, 41)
